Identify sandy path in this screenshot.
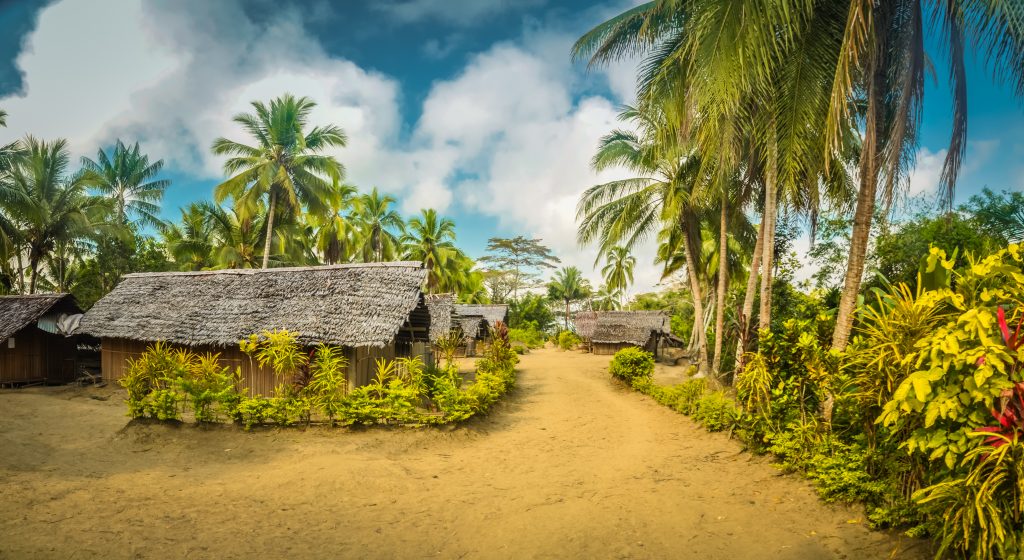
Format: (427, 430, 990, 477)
(0, 348, 928, 559)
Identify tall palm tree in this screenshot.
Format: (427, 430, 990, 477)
(403, 208, 458, 293)
(0, 137, 100, 292)
(211, 94, 346, 269)
(601, 246, 635, 307)
(577, 103, 713, 373)
(593, 283, 623, 311)
(355, 187, 404, 262)
(824, 0, 1024, 350)
(574, 0, 857, 367)
(547, 266, 592, 331)
(80, 140, 169, 227)
(197, 201, 266, 269)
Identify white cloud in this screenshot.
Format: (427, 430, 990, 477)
(0, 0, 666, 293)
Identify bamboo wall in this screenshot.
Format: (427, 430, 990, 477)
(101, 338, 433, 397)
(0, 327, 80, 385)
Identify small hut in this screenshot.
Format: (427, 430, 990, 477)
(424, 294, 454, 344)
(580, 310, 670, 356)
(0, 294, 86, 385)
(452, 304, 509, 334)
(80, 262, 434, 395)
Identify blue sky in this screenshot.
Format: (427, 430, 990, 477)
(1, 0, 1022, 292)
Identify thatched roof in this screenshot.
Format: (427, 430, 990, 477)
(583, 311, 670, 345)
(425, 294, 454, 342)
(0, 294, 80, 340)
(455, 315, 485, 340)
(453, 304, 508, 327)
(80, 263, 428, 348)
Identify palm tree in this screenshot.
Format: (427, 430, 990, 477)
(574, 0, 857, 367)
(211, 94, 346, 269)
(197, 201, 266, 269)
(403, 209, 458, 293)
(160, 204, 215, 271)
(80, 140, 169, 227)
(601, 246, 635, 308)
(547, 266, 592, 331)
(593, 283, 623, 311)
(823, 1, 1024, 350)
(355, 187, 404, 262)
(577, 103, 713, 373)
(0, 137, 100, 292)
(312, 183, 358, 265)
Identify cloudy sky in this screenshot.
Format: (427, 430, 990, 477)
(1, 0, 1022, 294)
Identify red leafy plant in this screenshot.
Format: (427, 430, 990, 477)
(976, 307, 1024, 448)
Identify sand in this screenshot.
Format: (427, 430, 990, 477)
(0, 347, 929, 559)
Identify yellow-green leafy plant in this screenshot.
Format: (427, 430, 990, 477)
(179, 352, 237, 423)
(304, 344, 349, 426)
(240, 329, 309, 396)
(120, 341, 192, 420)
(435, 329, 462, 370)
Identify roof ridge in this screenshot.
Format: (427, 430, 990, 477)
(0, 293, 69, 299)
(123, 261, 425, 279)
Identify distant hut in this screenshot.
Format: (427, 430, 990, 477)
(452, 304, 509, 335)
(79, 262, 435, 395)
(0, 294, 87, 385)
(581, 310, 670, 356)
(451, 304, 509, 357)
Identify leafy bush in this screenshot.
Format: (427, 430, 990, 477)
(510, 322, 547, 349)
(557, 330, 582, 350)
(609, 347, 654, 384)
(693, 391, 740, 432)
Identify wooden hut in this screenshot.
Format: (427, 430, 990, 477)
(580, 310, 670, 356)
(452, 304, 508, 335)
(0, 294, 85, 385)
(79, 262, 435, 395)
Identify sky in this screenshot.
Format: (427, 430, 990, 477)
(1, 0, 1022, 295)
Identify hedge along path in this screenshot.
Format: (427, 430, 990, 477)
(0, 348, 929, 559)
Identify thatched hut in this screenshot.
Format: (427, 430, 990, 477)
(0, 294, 87, 385)
(80, 262, 435, 395)
(452, 304, 508, 335)
(579, 310, 670, 356)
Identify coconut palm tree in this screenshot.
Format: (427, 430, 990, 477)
(823, 0, 1024, 350)
(547, 266, 592, 331)
(312, 183, 358, 265)
(577, 103, 713, 373)
(601, 246, 635, 308)
(593, 283, 623, 311)
(197, 201, 266, 269)
(160, 204, 215, 271)
(355, 187, 404, 262)
(403, 208, 458, 293)
(211, 94, 346, 269)
(79, 140, 169, 227)
(0, 137, 100, 292)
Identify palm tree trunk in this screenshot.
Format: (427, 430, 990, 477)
(16, 250, 25, 294)
(833, 88, 882, 351)
(261, 191, 277, 269)
(680, 225, 710, 374)
(28, 258, 39, 294)
(759, 137, 779, 333)
(734, 222, 764, 376)
(712, 192, 728, 377)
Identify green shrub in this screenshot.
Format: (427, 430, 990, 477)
(609, 347, 654, 384)
(557, 330, 582, 350)
(692, 391, 740, 432)
(509, 323, 546, 349)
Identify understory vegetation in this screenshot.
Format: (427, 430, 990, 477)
(119, 325, 518, 429)
(611, 243, 1024, 559)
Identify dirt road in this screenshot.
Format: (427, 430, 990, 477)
(0, 348, 927, 559)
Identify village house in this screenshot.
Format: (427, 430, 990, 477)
(80, 262, 440, 394)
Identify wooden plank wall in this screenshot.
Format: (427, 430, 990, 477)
(100, 338, 432, 396)
(0, 327, 79, 384)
